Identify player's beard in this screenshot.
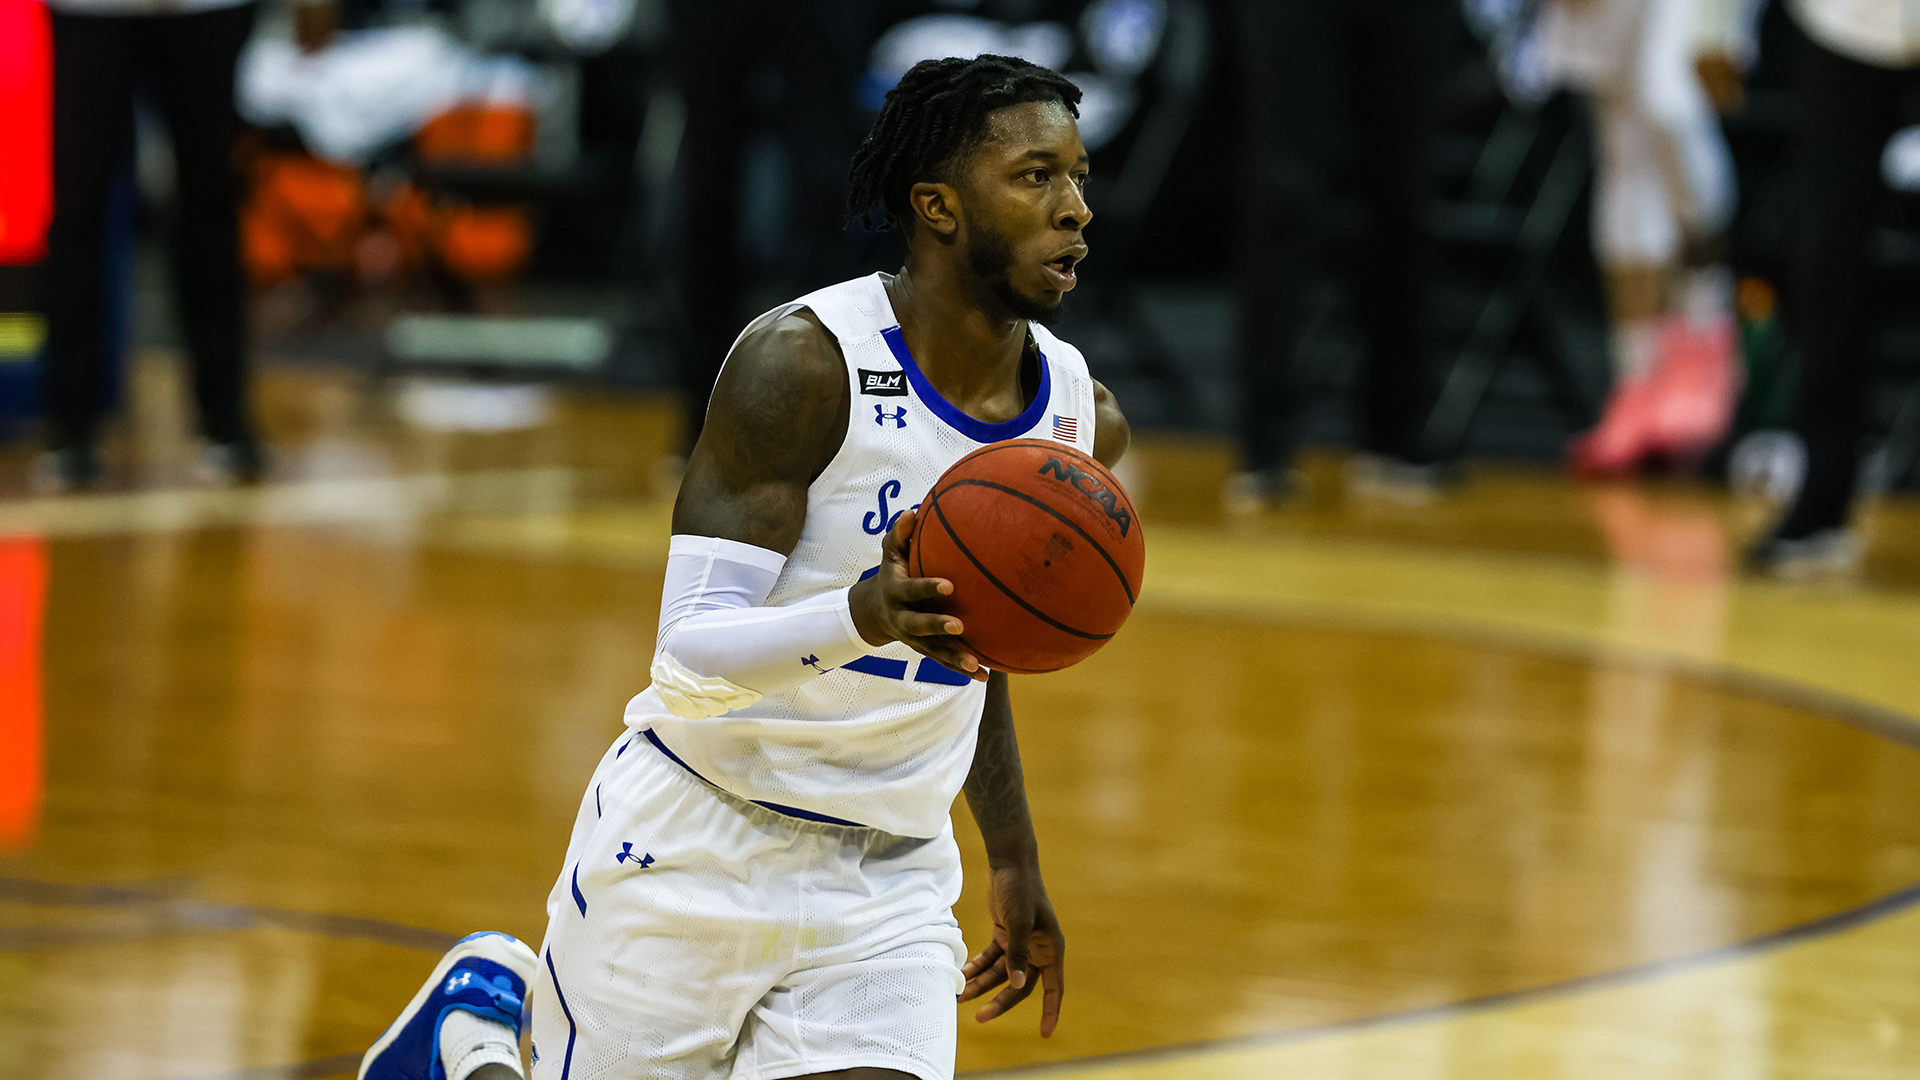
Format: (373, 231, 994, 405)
(966, 219, 1067, 327)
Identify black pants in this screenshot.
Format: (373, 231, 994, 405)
(671, 0, 880, 449)
(44, 3, 256, 453)
(1782, 27, 1918, 535)
(1234, 0, 1447, 470)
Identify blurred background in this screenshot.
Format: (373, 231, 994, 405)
(7, 0, 1920, 1077)
(8, 0, 1918, 478)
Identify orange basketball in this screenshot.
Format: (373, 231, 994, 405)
(909, 439, 1144, 674)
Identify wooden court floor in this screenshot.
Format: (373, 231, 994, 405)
(6, 355, 1920, 1079)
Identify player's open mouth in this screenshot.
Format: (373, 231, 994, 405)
(1042, 251, 1082, 291)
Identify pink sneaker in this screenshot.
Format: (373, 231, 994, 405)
(1570, 375, 1659, 477)
(1646, 313, 1741, 462)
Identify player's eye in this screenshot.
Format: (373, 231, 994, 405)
(1028, 168, 1050, 184)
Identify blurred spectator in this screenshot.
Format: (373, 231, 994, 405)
(1228, 0, 1452, 506)
(1541, 0, 1744, 477)
(672, 0, 881, 450)
(1748, 0, 1920, 572)
(668, 1, 1177, 450)
(40, 0, 261, 492)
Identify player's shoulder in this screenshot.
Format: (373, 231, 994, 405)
(722, 308, 846, 404)
(702, 307, 851, 478)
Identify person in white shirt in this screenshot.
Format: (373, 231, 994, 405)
(1535, 0, 1745, 475)
(38, 0, 262, 491)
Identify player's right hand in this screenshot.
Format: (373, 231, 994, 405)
(848, 507, 988, 682)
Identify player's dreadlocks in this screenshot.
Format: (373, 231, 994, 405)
(847, 55, 1082, 234)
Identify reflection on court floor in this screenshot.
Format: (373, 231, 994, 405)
(4, 356, 1920, 1080)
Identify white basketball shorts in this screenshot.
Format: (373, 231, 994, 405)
(530, 729, 969, 1080)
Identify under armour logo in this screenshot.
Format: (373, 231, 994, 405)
(801, 654, 825, 673)
(445, 968, 511, 995)
(616, 842, 655, 868)
(874, 404, 908, 428)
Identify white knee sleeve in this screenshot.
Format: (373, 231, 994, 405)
(1641, 0, 1735, 235)
(1590, 0, 1737, 266)
(1594, 98, 1682, 265)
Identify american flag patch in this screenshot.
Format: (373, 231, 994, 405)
(1052, 414, 1079, 442)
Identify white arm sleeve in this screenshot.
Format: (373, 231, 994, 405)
(648, 534, 872, 719)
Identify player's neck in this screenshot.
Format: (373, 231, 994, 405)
(885, 264, 1028, 416)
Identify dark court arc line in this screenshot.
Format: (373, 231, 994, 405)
(1139, 593, 1920, 754)
(958, 611, 1920, 1075)
(133, 872, 1920, 1080)
(959, 875, 1920, 1076)
(15, 615, 1920, 1079)
(0, 876, 462, 953)
(153, 1053, 362, 1080)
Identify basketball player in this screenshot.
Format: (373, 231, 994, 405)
(358, 55, 1127, 1080)
(1537, 0, 1743, 473)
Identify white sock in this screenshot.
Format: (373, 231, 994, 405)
(1614, 317, 1663, 383)
(439, 1009, 523, 1080)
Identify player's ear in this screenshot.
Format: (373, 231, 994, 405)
(908, 182, 961, 238)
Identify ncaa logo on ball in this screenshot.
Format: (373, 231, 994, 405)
(1037, 456, 1133, 537)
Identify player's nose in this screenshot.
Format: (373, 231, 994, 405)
(1056, 182, 1091, 231)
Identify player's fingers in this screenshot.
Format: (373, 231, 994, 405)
(1039, 945, 1065, 1037)
(891, 575, 953, 602)
(915, 644, 986, 679)
(1004, 917, 1033, 991)
(896, 612, 961, 638)
(975, 972, 1037, 1023)
(884, 506, 919, 557)
(1039, 975, 1063, 1038)
(961, 942, 1003, 979)
(959, 956, 1008, 1003)
(894, 631, 983, 677)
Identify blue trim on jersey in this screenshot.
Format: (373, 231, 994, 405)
(843, 654, 909, 680)
(841, 643, 972, 686)
(641, 728, 868, 827)
(643, 726, 703, 773)
(545, 950, 578, 1080)
(914, 657, 974, 685)
(880, 325, 1052, 443)
(753, 798, 866, 826)
(569, 864, 586, 916)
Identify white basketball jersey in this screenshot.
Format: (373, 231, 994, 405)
(633, 272, 1099, 838)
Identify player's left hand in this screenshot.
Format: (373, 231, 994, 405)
(959, 863, 1065, 1037)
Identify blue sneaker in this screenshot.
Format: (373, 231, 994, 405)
(359, 931, 539, 1080)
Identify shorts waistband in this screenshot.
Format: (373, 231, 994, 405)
(640, 728, 871, 829)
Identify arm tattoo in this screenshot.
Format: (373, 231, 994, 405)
(965, 673, 1036, 859)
